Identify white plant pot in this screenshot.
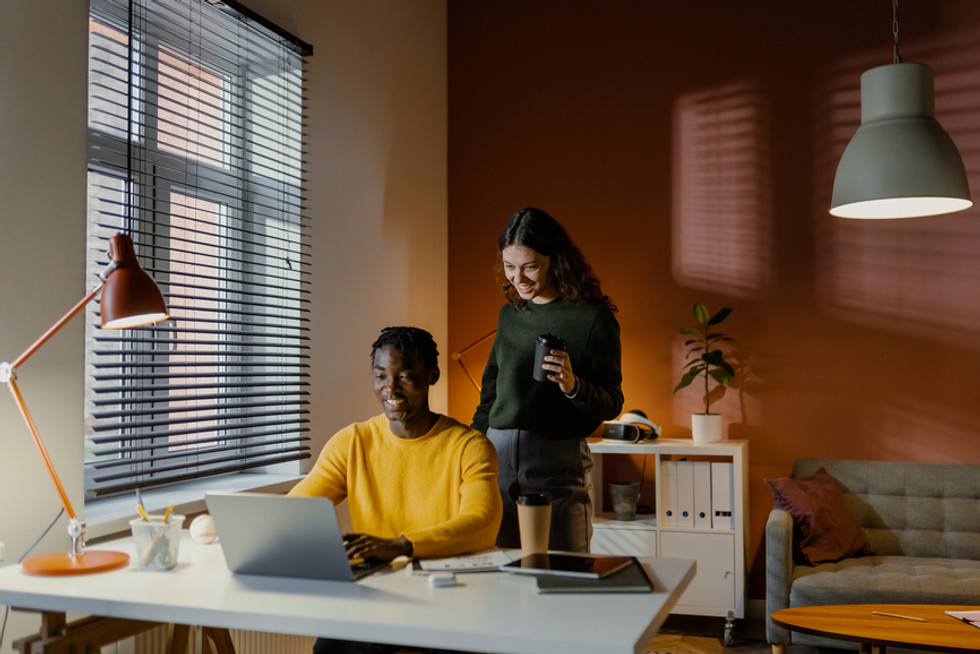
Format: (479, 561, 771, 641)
(691, 413, 723, 443)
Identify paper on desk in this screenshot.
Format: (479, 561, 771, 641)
(945, 610, 980, 628)
(412, 550, 514, 573)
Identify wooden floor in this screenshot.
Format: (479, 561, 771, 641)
(643, 615, 772, 654)
(644, 632, 771, 654)
(643, 614, 936, 654)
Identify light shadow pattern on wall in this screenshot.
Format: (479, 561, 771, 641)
(815, 29, 980, 345)
(671, 81, 773, 299)
(878, 394, 980, 463)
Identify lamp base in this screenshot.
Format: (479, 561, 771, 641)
(22, 550, 129, 576)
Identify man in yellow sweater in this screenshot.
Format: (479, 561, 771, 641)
(290, 327, 502, 653)
(288, 325, 502, 565)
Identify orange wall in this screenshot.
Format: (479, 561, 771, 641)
(446, 1, 980, 598)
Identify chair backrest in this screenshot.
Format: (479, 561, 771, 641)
(793, 458, 980, 560)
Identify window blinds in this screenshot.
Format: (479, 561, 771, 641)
(85, 0, 312, 497)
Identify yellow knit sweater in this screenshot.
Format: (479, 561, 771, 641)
(288, 414, 502, 558)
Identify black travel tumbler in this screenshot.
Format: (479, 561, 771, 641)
(532, 334, 566, 382)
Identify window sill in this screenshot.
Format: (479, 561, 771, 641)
(85, 473, 304, 542)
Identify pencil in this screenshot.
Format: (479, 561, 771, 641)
(872, 611, 926, 622)
(144, 506, 175, 566)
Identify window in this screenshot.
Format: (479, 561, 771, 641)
(85, 0, 312, 498)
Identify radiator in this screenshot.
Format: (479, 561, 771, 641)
(133, 625, 314, 654)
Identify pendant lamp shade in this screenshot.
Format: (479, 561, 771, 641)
(100, 233, 169, 329)
(830, 63, 972, 219)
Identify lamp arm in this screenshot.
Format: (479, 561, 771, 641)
(453, 330, 496, 358)
(0, 278, 109, 556)
(5, 377, 78, 521)
(451, 330, 496, 393)
(455, 358, 482, 393)
(10, 280, 105, 370)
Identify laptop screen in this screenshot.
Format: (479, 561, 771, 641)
(205, 492, 385, 581)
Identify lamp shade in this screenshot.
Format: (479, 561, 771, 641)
(830, 63, 972, 219)
(100, 233, 169, 329)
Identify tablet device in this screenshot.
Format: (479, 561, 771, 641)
(535, 557, 655, 593)
(500, 553, 633, 579)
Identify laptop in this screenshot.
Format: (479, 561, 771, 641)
(205, 491, 388, 581)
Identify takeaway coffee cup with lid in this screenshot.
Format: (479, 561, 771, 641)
(532, 334, 566, 382)
(517, 492, 552, 557)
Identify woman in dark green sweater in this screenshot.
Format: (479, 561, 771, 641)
(472, 207, 624, 552)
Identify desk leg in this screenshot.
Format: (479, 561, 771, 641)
(167, 624, 191, 654)
(11, 611, 159, 654)
(203, 626, 237, 654)
(165, 623, 236, 654)
(39, 613, 67, 642)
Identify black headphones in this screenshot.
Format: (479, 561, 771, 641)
(601, 409, 662, 443)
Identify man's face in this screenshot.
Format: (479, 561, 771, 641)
(372, 345, 435, 430)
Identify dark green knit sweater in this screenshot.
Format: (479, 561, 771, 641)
(472, 297, 624, 439)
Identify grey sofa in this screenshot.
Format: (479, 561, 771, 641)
(766, 458, 980, 652)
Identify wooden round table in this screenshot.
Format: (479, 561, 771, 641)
(770, 604, 980, 654)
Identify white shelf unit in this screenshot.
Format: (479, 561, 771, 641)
(588, 438, 749, 620)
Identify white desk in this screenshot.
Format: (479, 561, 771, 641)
(0, 534, 695, 654)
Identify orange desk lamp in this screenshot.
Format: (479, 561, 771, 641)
(452, 330, 496, 392)
(0, 233, 169, 575)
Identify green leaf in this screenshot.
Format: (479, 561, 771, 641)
(709, 368, 732, 387)
(702, 350, 725, 366)
(673, 372, 697, 393)
(678, 303, 738, 396)
(718, 360, 735, 377)
(693, 303, 709, 324)
(707, 307, 733, 326)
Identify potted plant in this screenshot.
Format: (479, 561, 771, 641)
(673, 303, 735, 443)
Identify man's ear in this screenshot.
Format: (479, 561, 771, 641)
(428, 366, 440, 386)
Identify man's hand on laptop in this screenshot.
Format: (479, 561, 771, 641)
(343, 533, 413, 563)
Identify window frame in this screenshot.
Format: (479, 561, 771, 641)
(84, 0, 312, 513)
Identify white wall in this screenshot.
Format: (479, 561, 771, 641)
(264, 0, 450, 443)
(0, 1, 447, 650)
(0, 1, 90, 648)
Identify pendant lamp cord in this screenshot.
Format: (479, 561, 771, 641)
(892, 0, 902, 63)
(125, 0, 136, 236)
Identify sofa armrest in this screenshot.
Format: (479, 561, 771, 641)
(766, 507, 794, 644)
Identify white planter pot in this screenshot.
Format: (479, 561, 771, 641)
(691, 413, 723, 443)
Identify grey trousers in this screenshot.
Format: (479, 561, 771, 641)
(487, 427, 593, 553)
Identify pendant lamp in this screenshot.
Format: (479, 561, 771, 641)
(829, 2, 972, 219)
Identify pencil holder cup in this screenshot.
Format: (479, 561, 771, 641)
(130, 515, 184, 570)
(609, 481, 641, 521)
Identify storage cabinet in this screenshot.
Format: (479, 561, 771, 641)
(589, 516, 657, 556)
(588, 438, 748, 622)
(660, 531, 735, 611)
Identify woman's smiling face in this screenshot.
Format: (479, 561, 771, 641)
(501, 244, 558, 304)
